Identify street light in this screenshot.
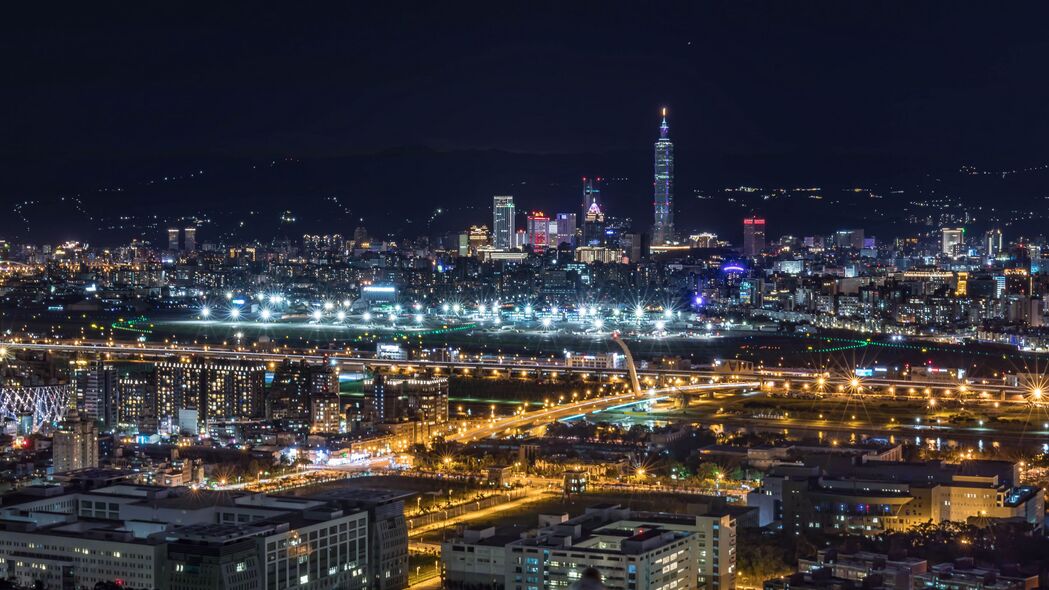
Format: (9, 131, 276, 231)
(201, 306, 211, 319)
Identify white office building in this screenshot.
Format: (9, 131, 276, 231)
(0, 484, 376, 590)
(442, 504, 736, 590)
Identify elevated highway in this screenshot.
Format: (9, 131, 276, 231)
(0, 338, 1037, 402)
(446, 381, 761, 443)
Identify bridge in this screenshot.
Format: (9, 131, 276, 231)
(0, 338, 1039, 404)
(445, 380, 761, 443)
(0, 338, 757, 385)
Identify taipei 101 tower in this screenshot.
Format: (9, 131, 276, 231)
(652, 107, 675, 245)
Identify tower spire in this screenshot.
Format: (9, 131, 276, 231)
(653, 106, 675, 246)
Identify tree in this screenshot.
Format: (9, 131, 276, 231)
(737, 539, 791, 588)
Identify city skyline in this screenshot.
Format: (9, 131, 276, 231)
(6, 7, 1049, 590)
(5, 4, 1049, 243)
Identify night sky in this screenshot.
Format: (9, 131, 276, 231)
(3, 3, 1049, 243)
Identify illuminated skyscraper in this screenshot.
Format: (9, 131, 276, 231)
(652, 108, 675, 245)
(942, 227, 964, 257)
(183, 227, 196, 252)
(985, 228, 1003, 257)
(167, 228, 180, 251)
(743, 217, 766, 257)
(582, 177, 602, 218)
(492, 195, 515, 250)
(554, 213, 577, 248)
(581, 178, 605, 246)
(527, 211, 551, 253)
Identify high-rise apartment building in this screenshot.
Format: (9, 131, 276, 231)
(53, 412, 98, 473)
(492, 195, 515, 250)
(362, 374, 449, 428)
(155, 360, 265, 430)
(270, 360, 339, 431)
(72, 359, 118, 429)
(652, 108, 675, 246)
(118, 366, 156, 433)
(742, 217, 766, 257)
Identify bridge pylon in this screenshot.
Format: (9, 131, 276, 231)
(611, 332, 641, 395)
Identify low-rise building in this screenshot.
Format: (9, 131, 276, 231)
(0, 483, 397, 590)
(748, 460, 1043, 535)
(798, 548, 927, 590)
(914, 560, 1038, 590)
(442, 504, 736, 590)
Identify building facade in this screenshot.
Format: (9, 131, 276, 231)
(442, 505, 735, 590)
(0, 484, 387, 590)
(652, 109, 675, 246)
(493, 195, 516, 250)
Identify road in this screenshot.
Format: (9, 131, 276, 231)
(446, 381, 761, 442)
(3, 338, 1035, 398)
(408, 487, 556, 540)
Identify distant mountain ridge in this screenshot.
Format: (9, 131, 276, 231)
(2, 147, 1048, 245)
